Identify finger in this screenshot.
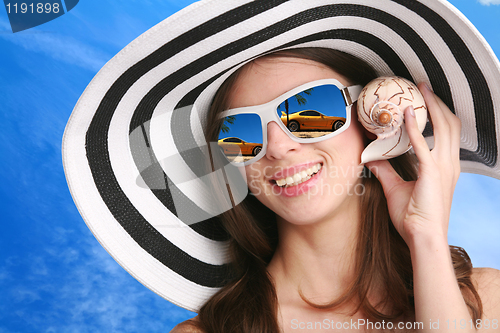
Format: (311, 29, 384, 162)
(434, 95, 462, 163)
(365, 159, 404, 194)
(434, 93, 456, 123)
(423, 89, 461, 182)
(418, 83, 451, 151)
(405, 105, 433, 167)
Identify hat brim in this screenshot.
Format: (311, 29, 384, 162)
(63, 0, 500, 311)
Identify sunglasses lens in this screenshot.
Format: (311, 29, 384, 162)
(276, 84, 347, 138)
(218, 114, 263, 163)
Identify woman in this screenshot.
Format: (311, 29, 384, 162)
(62, 1, 500, 332)
(172, 47, 500, 332)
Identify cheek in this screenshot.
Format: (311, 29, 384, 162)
(349, 105, 375, 145)
(351, 108, 368, 141)
(326, 119, 365, 158)
(345, 112, 366, 156)
(244, 163, 267, 195)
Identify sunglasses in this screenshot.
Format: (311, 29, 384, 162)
(217, 79, 363, 165)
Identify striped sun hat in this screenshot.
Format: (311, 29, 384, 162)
(62, 0, 500, 311)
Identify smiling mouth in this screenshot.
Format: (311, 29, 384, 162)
(272, 163, 322, 188)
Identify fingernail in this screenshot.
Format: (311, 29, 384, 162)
(408, 105, 415, 117)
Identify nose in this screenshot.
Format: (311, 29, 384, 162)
(265, 121, 301, 160)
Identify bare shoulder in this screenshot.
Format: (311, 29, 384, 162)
(471, 268, 500, 320)
(170, 317, 204, 333)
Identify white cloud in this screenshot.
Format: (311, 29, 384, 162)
(478, 0, 500, 5)
(0, 236, 195, 332)
(31, 256, 49, 276)
(12, 288, 42, 304)
(0, 17, 110, 72)
(0, 32, 109, 72)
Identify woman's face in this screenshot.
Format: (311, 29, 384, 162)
(227, 57, 366, 226)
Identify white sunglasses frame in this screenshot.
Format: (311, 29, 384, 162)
(218, 78, 363, 165)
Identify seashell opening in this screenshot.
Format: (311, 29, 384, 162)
(377, 111, 392, 125)
(370, 101, 400, 127)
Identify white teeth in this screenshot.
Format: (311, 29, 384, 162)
(274, 163, 322, 188)
(293, 173, 301, 183)
(276, 178, 286, 186)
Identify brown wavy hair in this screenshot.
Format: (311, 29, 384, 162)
(197, 48, 482, 332)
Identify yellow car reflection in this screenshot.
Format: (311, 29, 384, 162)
(218, 137, 263, 156)
(280, 110, 346, 132)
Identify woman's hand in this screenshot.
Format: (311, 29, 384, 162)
(366, 84, 479, 332)
(365, 83, 462, 246)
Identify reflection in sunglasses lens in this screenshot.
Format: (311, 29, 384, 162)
(218, 114, 263, 163)
(277, 84, 347, 139)
(217, 84, 349, 164)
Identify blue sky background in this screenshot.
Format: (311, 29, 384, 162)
(0, 1, 499, 332)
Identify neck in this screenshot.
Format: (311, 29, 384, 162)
(267, 196, 361, 306)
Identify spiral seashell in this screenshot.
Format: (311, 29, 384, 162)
(357, 76, 428, 163)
